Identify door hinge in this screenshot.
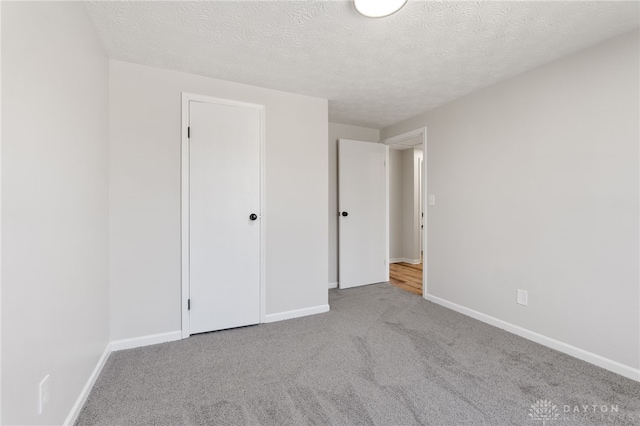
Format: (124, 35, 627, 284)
(188, 299, 191, 310)
(187, 127, 190, 138)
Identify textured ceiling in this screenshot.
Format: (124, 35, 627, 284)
(86, 1, 639, 129)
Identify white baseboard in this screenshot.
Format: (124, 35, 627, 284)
(328, 282, 338, 289)
(65, 331, 182, 424)
(264, 304, 330, 323)
(390, 258, 421, 265)
(109, 330, 182, 352)
(425, 294, 640, 382)
(63, 344, 111, 426)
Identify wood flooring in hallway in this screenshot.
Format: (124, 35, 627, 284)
(389, 259, 423, 296)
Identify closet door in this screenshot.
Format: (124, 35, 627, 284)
(188, 99, 261, 334)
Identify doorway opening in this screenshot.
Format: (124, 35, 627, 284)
(380, 127, 427, 298)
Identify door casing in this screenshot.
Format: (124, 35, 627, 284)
(180, 92, 266, 338)
(381, 127, 428, 298)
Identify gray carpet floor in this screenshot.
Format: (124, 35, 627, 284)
(76, 283, 640, 425)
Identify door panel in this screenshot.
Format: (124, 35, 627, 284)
(189, 100, 260, 334)
(338, 139, 388, 289)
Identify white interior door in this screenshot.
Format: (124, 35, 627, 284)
(189, 100, 261, 334)
(338, 139, 389, 289)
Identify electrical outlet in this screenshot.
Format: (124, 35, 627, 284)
(517, 289, 528, 306)
(38, 374, 50, 415)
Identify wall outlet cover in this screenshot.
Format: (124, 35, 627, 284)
(517, 289, 528, 306)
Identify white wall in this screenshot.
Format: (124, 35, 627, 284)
(381, 30, 640, 371)
(388, 150, 403, 260)
(1, 2, 4, 419)
(1, 2, 110, 424)
(110, 60, 328, 340)
(389, 148, 423, 263)
(409, 149, 422, 262)
(415, 148, 424, 254)
(401, 149, 417, 262)
(328, 123, 379, 286)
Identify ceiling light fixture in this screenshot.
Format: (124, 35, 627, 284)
(354, 0, 408, 18)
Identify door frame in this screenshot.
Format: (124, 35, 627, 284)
(180, 92, 266, 338)
(380, 127, 428, 298)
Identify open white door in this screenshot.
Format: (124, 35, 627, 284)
(338, 139, 389, 289)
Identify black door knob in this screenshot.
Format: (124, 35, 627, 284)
(341, 212, 348, 217)
(249, 213, 258, 221)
